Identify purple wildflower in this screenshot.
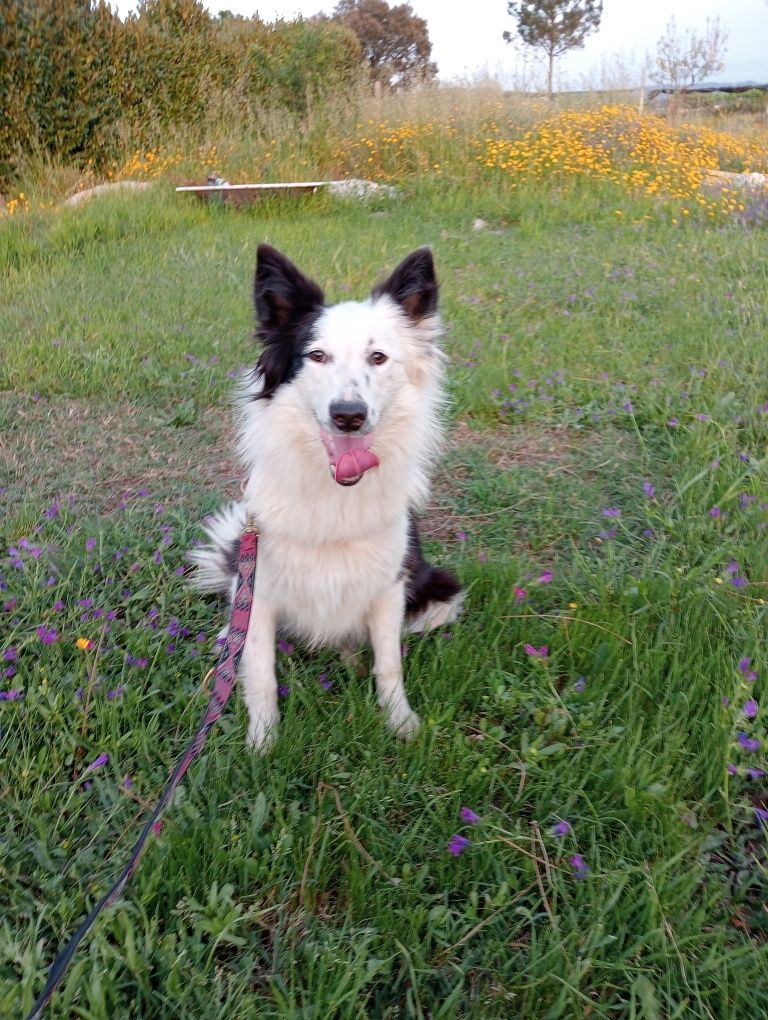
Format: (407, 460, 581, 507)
(83, 752, 109, 776)
(747, 768, 766, 780)
(460, 807, 482, 825)
(709, 506, 721, 519)
(667, 417, 679, 427)
(726, 560, 740, 576)
(277, 639, 294, 655)
(0, 688, 22, 700)
(726, 764, 739, 775)
(536, 570, 553, 584)
(36, 626, 58, 645)
(642, 481, 655, 499)
(2, 647, 18, 662)
(524, 644, 548, 658)
(551, 820, 572, 838)
(743, 699, 758, 720)
(756, 808, 768, 825)
(85, 537, 97, 553)
(570, 853, 589, 878)
(573, 676, 586, 693)
(737, 732, 761, 753)
(456, 531, 468, 543)
(106, 686, 125, 701)
(122, 775, 134, 789)
(447, 834, 471, 856)
(318, 672, 333, 690)
(278, 684, 290, 698)
(731, 576, 747, 589)
(602, 507, 621, 518)
(739, 657, 757, 680)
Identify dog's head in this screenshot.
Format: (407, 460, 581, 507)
(252, 244, 442, 486)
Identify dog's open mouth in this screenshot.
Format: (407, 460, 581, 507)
(320, 429, 380, 486)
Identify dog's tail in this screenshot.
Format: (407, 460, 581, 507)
(187, 502, 246, 594)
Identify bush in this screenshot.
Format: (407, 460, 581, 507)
(0, 0, 365, 187)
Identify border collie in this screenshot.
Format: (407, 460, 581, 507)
(189, 245, 462, 750)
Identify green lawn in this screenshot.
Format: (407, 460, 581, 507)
(1, 178, 767, 1018)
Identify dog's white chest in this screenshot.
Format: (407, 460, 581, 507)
(253, 526, 407, 644)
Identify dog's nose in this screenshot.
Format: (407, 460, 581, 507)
(329, 400, 368, 432)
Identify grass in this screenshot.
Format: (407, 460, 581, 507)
(1, 160, 768, 1018)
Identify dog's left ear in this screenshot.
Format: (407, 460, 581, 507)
(372, 247, 438, 322)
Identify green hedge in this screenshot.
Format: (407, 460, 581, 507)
(0, 0, 364, 185)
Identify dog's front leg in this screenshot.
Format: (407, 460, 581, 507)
(241, 597, 279, 752)
(367, 581, 421, 740)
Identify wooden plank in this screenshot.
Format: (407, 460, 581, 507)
(175, 181, 329, 206)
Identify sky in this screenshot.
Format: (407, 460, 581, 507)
(118, 1, 768, 89)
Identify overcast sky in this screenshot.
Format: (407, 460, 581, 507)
(117, 1, 767, 88)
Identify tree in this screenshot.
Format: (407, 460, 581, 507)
(504, 0, 603, 100)
(332, 0, 437, 89)
(653, 16, 728, 92)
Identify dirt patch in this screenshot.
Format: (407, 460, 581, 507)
(419, 420, 580, 540)
(1, 396, 609, 537)
(0, 394, 241, 513)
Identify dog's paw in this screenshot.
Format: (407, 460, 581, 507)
(246, 714, 279, 754)
(386, 704, 421, 742)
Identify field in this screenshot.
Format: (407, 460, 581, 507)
(2, 100, 768, 1017)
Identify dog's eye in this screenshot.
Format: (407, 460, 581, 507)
(369, 351, 388, 366)
(307, 350, 327, 364)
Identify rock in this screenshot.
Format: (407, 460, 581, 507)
(64, 181, 154, 207)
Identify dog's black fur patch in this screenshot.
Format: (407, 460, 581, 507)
(225, 537, 240, 579)
(253, 244, 325, 399)
(403, 512, 461, 615)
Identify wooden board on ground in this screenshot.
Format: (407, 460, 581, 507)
(176, 181, 328, 205)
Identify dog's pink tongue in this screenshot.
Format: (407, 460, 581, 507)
(335, 447, 380, 484)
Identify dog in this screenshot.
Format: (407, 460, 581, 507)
(188, 244, 462, 751)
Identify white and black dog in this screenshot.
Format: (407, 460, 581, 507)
(189, 244, 462, 750)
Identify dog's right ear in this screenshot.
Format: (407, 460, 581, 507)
(254, 244, 324, 332)
(253, 245, 325, 399)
